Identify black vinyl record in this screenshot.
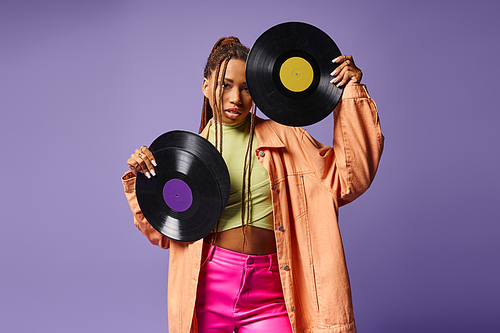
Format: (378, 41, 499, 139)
(246, 22, 343, 126)
(136, 131, 230, 242)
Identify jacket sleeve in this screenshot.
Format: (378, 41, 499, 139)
(302, 83, 384, 206)
(122, 171, 170, 249)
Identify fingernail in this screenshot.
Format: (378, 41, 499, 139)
(330, 78, 335, 84)
(150, 169, 156, 177)
(330, 70, 338, 76)
(146, 172, 151, 179)
(332, 57, 339, 63)
(336, 81, 343, 87)
(152, 160, 157, 167)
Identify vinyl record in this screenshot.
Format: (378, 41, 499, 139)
(246, 22, 343, 126)
(149, 130, 230, 213)
(136, 131, 230, 242)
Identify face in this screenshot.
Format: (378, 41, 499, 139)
(202, 59, 253, 125)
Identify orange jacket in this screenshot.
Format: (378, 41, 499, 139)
(122, 83, 384, 333)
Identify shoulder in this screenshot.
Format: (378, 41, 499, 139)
(255, 116, 305, 136)
(253, 115, 313, 150)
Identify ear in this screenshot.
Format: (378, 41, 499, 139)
(202, 77, 209, 99)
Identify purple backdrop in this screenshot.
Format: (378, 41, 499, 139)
(1, 0, 499, 332)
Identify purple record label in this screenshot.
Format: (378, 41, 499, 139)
(163, 179, 193, 212)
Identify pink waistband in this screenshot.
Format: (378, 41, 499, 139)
(202, 242, 278, 268)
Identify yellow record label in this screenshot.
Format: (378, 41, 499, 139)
(279, 57, 314, 92)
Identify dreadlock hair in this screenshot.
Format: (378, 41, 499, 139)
(199, 37, 251, 133)
(200, 37, 257, 251)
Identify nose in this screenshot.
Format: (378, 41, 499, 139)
(228, 89, 242, 105)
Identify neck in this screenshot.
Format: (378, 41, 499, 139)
(211, 114, 250, 128)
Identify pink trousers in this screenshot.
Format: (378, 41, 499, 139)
(195, 243, 293, 333)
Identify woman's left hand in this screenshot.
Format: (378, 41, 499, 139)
(330, 55, 363, 87)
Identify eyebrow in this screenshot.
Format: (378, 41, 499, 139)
(223, 78, 247, 85)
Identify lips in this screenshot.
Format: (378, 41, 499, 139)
(225, 108, 242, 119)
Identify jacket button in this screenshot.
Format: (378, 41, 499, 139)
(272, 185, 277, 190)
(259, 151, 265, 157)
(284, 265, 289, 271)
(290, 306, 295, 312)
(278, 226, 284, 231)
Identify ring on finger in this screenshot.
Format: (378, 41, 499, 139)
(137, 152, 143, 158)
(343, 55, 346, 62)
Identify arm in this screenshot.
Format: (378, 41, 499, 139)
(123, 148, 170, 249)
(332, 83, 383, 205)
(303, 55, 384, 205)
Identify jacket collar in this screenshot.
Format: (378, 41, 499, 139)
(254, 116, 285, 149)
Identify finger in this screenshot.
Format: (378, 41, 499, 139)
(334, 69, 350, 87)
(341, 55, 362, 82)
(332, 54, 350, 63)
(134, 149, 155, 178)
(127, 155, 142, 176)
(128, 153, 145, 172)
(331, 59, 362, 86)
(140, 146, 157, 167)
(137, 147, 157, 177)
(330, 57, 351, 82)
(330, 62, 348, 84)
(331, 65, 355, 87)
(339, 71, 362, 87)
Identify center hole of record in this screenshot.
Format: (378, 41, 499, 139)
(163, 179, 193, 212)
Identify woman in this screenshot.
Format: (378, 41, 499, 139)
(123, 37, 383, 333)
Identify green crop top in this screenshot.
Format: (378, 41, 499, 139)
(207, 116, 274, 231)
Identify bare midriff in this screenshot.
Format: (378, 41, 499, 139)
(204, 226, 276, 255)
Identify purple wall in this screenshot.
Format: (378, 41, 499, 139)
(1, 0, 499, 332)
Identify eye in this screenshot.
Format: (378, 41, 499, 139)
(241, 86, 250, 93)
(221, 82, 232, 91)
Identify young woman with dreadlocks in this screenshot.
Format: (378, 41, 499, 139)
(123, 36, 384, 333)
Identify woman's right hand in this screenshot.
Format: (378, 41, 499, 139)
(127, 146, 157, 178)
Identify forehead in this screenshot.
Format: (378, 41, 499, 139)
(220, 59, 246, 81)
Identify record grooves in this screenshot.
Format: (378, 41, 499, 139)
(136, 131, 230, 242)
